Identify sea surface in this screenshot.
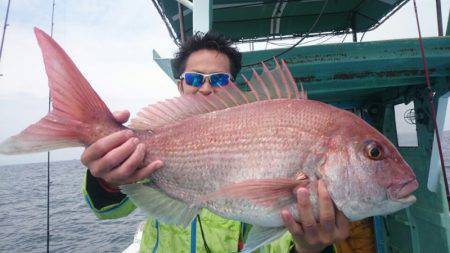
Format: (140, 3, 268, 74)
(0, 160, 146, 253)
(0, 132, 449, 253)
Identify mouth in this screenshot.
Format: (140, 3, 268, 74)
(388, 179, 419, 200)
(394, 194, 417, 204)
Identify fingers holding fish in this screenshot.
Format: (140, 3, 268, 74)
(296, 187, 320, 241)
(317, 180, 336, 241)
(335, 211, 350, 240)
(126, 160, 164, 185)
(112, 110, 130, 124)
(81, 129, 134, 165)
(89, 135, 137, 174)
(281, 208, 304, 237)
(317, 180, 349, 242)
(92, 138, 142, 186)
(284, 182, 350, 253)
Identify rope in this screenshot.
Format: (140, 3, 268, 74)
(47, 1, 56, 252)
(412, 0, 449, 200)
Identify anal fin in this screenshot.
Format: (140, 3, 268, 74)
(121, 183, 197, 228)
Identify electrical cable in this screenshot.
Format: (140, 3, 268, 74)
(242, 0, 329, 67)
(341, 32, 348, 43)
(359, 31, 366, 42)
(316, 34, 337, 45)
(197, 215, 212, 253)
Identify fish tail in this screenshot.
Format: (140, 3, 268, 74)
(0, 28, 122, 155)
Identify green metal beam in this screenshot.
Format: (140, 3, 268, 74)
(237, 36, 450, 102)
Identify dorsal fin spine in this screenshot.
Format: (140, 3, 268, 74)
(222, 86, 240, 106)
(170, 98, 192, 115)
(149, 105, 176, 123)
(274, 58, 292, 99)
(199, 94, 220, 110)
(183, 96, 205, 114)
(216, 92, 234, 108)
(261, 62, 282, 99)
(242, 74, 261, 101)
(252, 68, 272, 100)
(211, 94, 229, 108)
(172, 97, 195, 117)
(170, 98, 191, 117)
(137, 109, 167, 121)
(281, 59, 300, 99)
(195, 95, 215, 112)
(154, 103, 179, 121)
(230, 82, 250, 104)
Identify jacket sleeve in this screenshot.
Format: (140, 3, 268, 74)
(82, 169, 137, 219)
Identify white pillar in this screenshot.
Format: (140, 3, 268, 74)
(193, 0, 212, 33)
(427, 91, 450, 193)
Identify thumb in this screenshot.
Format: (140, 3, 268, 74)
(113, 110, 130, 123)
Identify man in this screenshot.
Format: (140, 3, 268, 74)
(81, 32, 367, 253)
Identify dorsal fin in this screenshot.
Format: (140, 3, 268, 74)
(129, 59, 306, 131)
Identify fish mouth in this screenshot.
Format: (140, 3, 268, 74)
(388, 179, 419, 200)
(393, 194, 417, 204)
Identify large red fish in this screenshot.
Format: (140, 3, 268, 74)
(0, 28, 418, 252)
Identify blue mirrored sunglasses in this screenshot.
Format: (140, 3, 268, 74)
(180, 72, 233, 88)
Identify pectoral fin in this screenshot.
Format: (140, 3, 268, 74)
(194, 178, 309, 210)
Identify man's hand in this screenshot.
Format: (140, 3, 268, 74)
(281, 180, 349, 253)
(81, 110, 163, 187)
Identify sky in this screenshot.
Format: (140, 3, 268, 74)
(0, 0, 449, 165)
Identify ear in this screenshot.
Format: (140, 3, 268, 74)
(176, 80, 184, 94)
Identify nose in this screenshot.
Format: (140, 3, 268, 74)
(198, 79, 213, 96)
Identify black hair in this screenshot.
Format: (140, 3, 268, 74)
(173, 31, 242, 79)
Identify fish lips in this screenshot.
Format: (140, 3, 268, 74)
(387, 178, 419, 204)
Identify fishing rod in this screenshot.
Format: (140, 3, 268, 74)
(47, 1, 56, 252)
(0, 0, 12, 64)
(412, 0, 449, 202)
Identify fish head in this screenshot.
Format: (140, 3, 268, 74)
(321, 111, 418, 221)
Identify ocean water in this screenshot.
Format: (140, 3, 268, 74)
(0, 132, 449, 253)
(0, 160, 146, 253)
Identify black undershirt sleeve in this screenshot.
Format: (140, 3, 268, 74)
(85, 169, 127, 210)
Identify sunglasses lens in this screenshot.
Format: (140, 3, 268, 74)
(210, 73, 230, 87)
(184, 73, 204, 87)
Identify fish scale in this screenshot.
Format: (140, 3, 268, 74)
(141, 100, 333, 213)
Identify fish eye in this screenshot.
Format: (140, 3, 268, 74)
(365, 141, 383, 160)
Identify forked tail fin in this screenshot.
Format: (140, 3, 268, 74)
(0, 28, 122, 155)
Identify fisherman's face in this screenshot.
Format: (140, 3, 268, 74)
(178, 49, 231, 96)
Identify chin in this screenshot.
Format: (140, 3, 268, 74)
(342, 196, 417, 221)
